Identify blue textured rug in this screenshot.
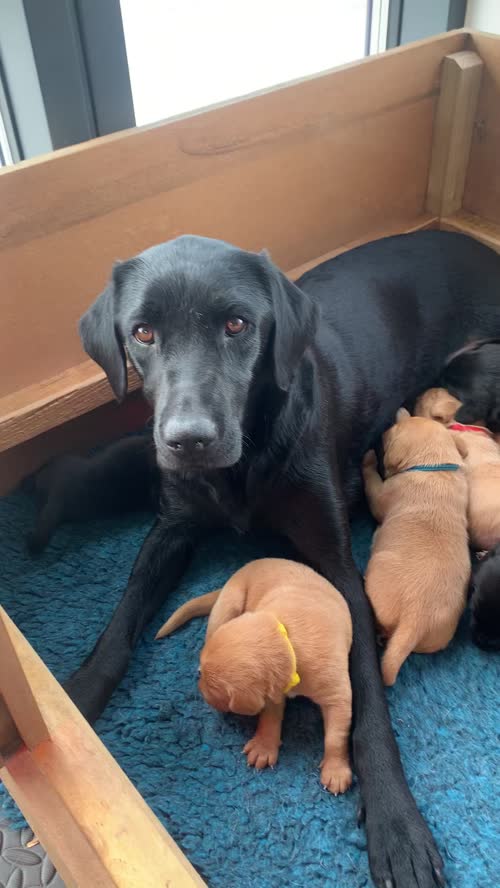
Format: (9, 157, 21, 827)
(0, 489, 498, 888)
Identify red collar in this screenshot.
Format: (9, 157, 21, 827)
(448, 422, 493, 438)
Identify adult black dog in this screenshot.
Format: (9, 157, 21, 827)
(31, 230, 500, 888)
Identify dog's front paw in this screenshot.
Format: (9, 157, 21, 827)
(362, 449, 377, 471)
(320, 757, 352, 795)
(243, 735, 280, 770)
(365, 792, 444, 887)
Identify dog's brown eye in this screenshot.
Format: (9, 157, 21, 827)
(225, 317, 247, 336)
(133, 324, 154, 344)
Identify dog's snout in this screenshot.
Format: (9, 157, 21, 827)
(164, 417, 217, 453)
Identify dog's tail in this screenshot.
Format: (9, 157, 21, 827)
(381, 624, 418, 686)
(155, 590, 221, 639)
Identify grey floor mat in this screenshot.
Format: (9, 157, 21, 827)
(0, 820, 64, 888)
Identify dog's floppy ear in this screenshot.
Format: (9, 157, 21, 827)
(453, 435, 468, 459)
(261, 253, 317, 391)
(433, 394, 462, 425)
(79, 261, 130, 402)
(396, 407, 411, 423)
(228, 685, 264, 715)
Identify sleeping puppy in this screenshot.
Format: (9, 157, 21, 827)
(156, 557, 353, 794)
(415, 387, 500, 550)
(415, 387, 500, 652)
(362, 409, 469, 685)
(439, 340, 500, 432)
(27, 436, 159, 554)
(469, 547, 500, 651)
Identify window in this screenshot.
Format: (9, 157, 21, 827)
(120, 0, 370, 127)
(0, 1, 466, 163)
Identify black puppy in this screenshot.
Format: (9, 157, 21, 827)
(440, 340, 500, 430)
(470, 547, 500, 651)
(31, 230, 500, 888)
(27, 436, 159, 553)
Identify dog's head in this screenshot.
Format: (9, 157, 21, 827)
(198, 611, 291, 715)
(80, 236, 317, 471)
(441, 341, 500, 430)
(413, 387, 462, 425)
(382, 408, 467, 475)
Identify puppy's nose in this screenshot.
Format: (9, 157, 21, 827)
(164, 417, 217, 453)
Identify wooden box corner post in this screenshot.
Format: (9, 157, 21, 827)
(426, 50, 483, 218)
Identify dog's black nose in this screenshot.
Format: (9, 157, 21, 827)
(164, 417, 217, 453)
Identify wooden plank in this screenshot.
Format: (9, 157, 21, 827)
(0, 30, 465, 251)
(0, 608, 205, 888)
(0, 213, 436, 458)
(0, 31, 466, 398)
(440, 209, 500, 252)
(0, 361, 141, 453)
(462, 32, 500, 224)
(5, 750, 131, 888)
(426, 50, 483, 217)
(0, 695, 22, 765)
(0, 611, 50, 750)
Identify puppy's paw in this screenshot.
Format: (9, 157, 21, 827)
(320, 757, 352, 795)
(362, 450, 377, 471)
(243, 735, 280, 770)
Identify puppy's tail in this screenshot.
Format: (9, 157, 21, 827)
(381, 625, 418, 686)
(155, 590, 221, 639)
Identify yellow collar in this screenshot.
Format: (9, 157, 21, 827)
(276, 621, 301, 694)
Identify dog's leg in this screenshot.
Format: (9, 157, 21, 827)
(320, 681, 352, 795)
(63, 520, 197, 722)
(243, 699, 285, 769)
(362, 451, 389, 523)
(27, 497, 66, 555)
(278, 480, 444, 888)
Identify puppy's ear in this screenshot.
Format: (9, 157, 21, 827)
(396, 407, 411, 423)
(454, 435, 468, 459)
(229, 686, 264, 715)
(79, 260, 133, 402)
(433, 394, 461, 424)
(262, 255, 317, 391)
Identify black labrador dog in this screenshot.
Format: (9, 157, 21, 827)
(31, 230, 500, 888)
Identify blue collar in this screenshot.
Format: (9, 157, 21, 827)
(400, 463, 461, 473)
